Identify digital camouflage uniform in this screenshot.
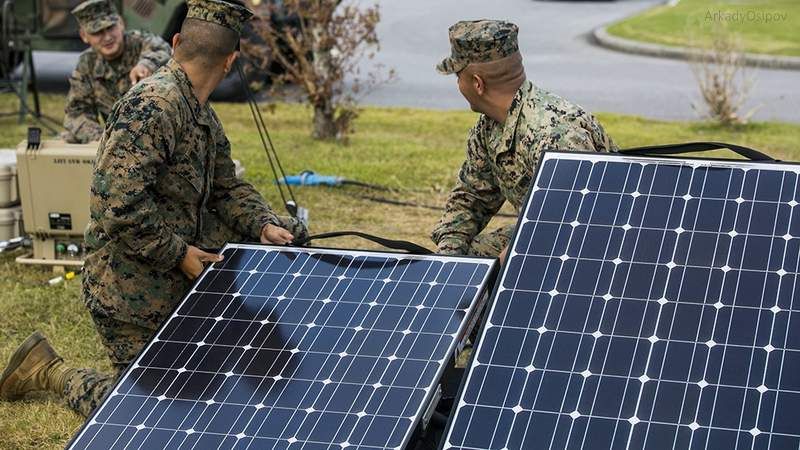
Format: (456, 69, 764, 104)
(62, 0, 306, 417)
(431, 20, 618, 257)
(63, 0, 171, 143)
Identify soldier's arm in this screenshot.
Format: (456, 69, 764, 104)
(207, 120, 284, 240)
(588, 115, 619, 152)
(136, 31, 172, 72)
(431, 125, 505, 255)
(63, 67, 104, 143)
(91, 100, 187, 271)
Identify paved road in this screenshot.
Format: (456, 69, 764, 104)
(356, 0, 799, 123)
(27, 0, 798, 122)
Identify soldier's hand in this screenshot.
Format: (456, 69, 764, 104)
(180, 245, 224, 280)
(129, 64, 152, 85)
(261, 224, 294, 245)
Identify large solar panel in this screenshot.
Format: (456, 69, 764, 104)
(68, 244, 496, 450)
(444, 151, 800, 450)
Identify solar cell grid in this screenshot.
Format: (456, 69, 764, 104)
(67, 245, 495, 450)
(444, 152, 800, 450)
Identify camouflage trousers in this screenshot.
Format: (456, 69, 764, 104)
(467, 225, 513, 258)
(63, 291, 153, 417)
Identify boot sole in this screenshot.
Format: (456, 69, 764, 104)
(0, 331, 47, 400)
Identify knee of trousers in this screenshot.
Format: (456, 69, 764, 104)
(90, 312, 154, 367)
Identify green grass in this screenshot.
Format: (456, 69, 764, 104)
(607, 0, 800, 57)
(1, 93, 800, 449)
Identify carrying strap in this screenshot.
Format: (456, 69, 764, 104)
(620, 141, 776, 162)
(294, 231, 434, 255)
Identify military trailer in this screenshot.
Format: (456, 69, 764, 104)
(2, 0, 185, 52)
(1, 0, 289, 99)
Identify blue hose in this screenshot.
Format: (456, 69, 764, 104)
(279, 171, 344, 187)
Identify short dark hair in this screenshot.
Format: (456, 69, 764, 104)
(174, 17, 239, 66)
(463, 51, 525, 91)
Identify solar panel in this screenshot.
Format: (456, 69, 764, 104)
(443, 151, 800, 450)
(67, 244, 496, 450)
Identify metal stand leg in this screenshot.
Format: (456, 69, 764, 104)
(17, 48, 29, 123)
(27, 48, 42, 117)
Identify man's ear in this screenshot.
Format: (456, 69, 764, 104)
(224, 51, 239, 74)
(172, 32, 181, 49)
(472, 73, 486, 96)
(79, 28, 89, 45)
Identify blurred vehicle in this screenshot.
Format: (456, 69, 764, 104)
(1, 0, 295, 99)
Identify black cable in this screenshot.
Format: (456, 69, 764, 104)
(620, 142, 776, 162)
(340, 179, 391, 191)
(351, 193, 518, 218)
(235, 61, 299, 217)
(236, 63, 287, 207)
(294, 231, 433, 255)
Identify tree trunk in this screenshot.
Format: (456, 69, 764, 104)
(309, 19, 338, 139)
(312, 100, 336, 139)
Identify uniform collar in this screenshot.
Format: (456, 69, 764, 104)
(494, 79, 533, 156)
(166, 58, 213, 127)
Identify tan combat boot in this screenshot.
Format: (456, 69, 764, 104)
(0, 331, 74, 400)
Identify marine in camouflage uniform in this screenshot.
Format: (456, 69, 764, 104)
(62, 0, 171, 143)
(431, 20, 618, 257)
(1, 0, 305, 417)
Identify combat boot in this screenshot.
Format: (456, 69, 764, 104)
(0, 331, 75, 400)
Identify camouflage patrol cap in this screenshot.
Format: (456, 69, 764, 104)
(437, 20, 519, 75)
(186, 0, 254, 36)
(71, 0, 120, 34)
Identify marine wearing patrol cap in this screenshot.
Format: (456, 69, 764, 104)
(436, 20, 519, 75)
(71, 0, 120, 34)
(185, 0, 254, 35)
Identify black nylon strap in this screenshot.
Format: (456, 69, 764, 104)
(294, 231, 433, 255)
(620, 141, 776, 162)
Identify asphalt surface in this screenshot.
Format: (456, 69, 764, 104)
(25, 0, 799, 122)
(355, 0, 799, 122)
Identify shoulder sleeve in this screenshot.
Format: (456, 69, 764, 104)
(134, 31, 172, 72)
(206, 108, 281, 240)
(91, 93, 187, 271)
(63, 54, 104, 143)
(431, 119, 505, 255)
(586, 113, 618, 152)
(535, 105, 612, 154)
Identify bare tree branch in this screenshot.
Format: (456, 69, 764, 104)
(246, 0, 394, 141)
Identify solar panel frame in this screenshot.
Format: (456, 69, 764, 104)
(66, 243, 498, 450)
(441, 150, 800, 450)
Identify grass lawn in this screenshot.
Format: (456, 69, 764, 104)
(1, 92, 800, 449)
(607, 0, 800, 57)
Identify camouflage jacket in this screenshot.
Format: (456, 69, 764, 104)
(431, 80, 618, 254)
(83, 58, 284, 330)
(63, 30, 171, 144)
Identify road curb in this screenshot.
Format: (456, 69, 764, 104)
(592, 25, 800, 71)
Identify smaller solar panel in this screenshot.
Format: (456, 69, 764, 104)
(67, 244, 496, 450)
